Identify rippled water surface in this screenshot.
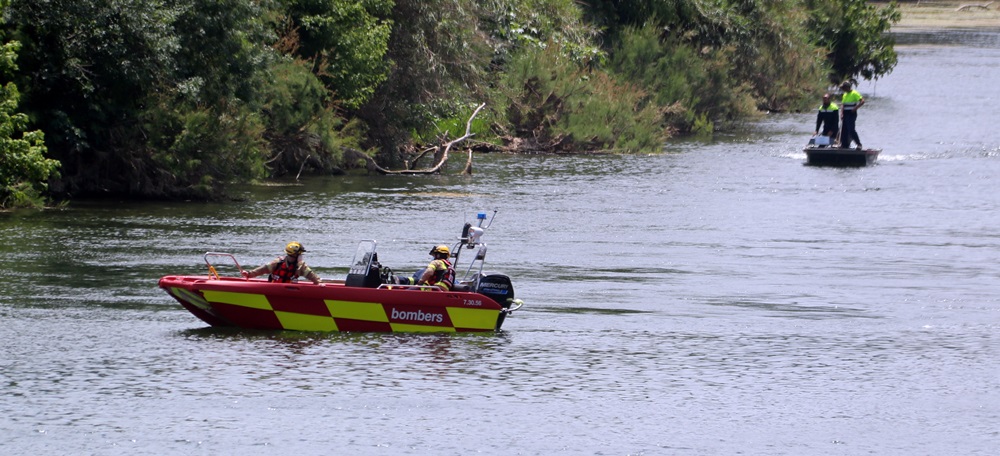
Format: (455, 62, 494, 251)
(2, 31, 999, 455)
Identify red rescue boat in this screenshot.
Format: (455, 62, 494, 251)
(159, 211, 523, 333)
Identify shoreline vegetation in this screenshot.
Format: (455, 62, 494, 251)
(1, 1, 997, 208)
(893, 1, 1000, 30)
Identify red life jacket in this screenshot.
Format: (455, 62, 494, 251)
(268, 257, 298, 283)
(431, 259, 455, 290)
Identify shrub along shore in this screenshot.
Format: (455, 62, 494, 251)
(1, 1, 939, 207)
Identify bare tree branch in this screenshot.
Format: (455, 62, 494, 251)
(462, 148, 473, 175)
(404, 145, 439, 170)
(370, 103, 486, 175)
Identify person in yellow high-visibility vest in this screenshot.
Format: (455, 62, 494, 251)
(814, 93, 839, 146)
(839, 81, 865, 150)
(393, 245, 455, 290)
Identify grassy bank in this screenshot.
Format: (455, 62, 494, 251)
(893, 1, 1000, 29)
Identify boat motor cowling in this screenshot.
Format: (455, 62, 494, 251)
(477, 274, 514, 306)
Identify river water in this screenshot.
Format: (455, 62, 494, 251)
(2, 30, 999, 455)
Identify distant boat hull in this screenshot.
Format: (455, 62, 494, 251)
(804, 147, 880, 167)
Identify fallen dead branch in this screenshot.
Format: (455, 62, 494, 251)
(956, 1, 993, 10)
(365, 103, 487, 175)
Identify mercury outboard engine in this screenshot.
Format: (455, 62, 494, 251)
(477, 274, 516, 329)
(477, 274, 514, 303)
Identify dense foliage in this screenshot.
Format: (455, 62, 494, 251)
(0, 0, 59, 208)
(0, 0, 900, 207)
(279, 0, 393, 109)
(806, 0, 901, 82)
(499, 42, 666, 152)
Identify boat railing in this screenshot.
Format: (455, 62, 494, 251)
(504, 299, 524, 313)
(456, 244, 487, 289)
(203, 252, 244, 279)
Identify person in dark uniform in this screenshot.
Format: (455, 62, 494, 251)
(814, 93, 839, 146)
(839, 81, 865, 150)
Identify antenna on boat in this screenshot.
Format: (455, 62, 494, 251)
(480, 209, 497, 229)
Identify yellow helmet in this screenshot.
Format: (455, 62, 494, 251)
(429, 245, 450, 256)
(285, 241, 306, 256)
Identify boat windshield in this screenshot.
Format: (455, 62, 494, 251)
(349, 240, 377, 276)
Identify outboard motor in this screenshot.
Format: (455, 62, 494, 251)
(474, 274, 514, 330)
(477, 274, 514, 305)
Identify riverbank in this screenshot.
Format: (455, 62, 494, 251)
(893, 1, 1000, 30)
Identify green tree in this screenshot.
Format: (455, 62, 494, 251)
(480, 0, 602, 68)
(714, 0, 827, 112)
(0, 0, 59, 208)
(143, 0, 275, 196)
(359, 0, 606, 157)
(258, 59, 368, 176)
(584, 0, 827, 117)
(277, 0, 393, 109)
(171, 0, 274, 107)
(609, 24, 758, 134)
(355, 0, 492, 157)
(4, 0, 275, 198)
(500, 42, 666, 153)
(5, 0, 179, 184)
(806, 0, 901, 82)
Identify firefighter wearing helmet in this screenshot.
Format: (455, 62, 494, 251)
(394, 244, 456, 290)
(242, 241, 324, 285)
